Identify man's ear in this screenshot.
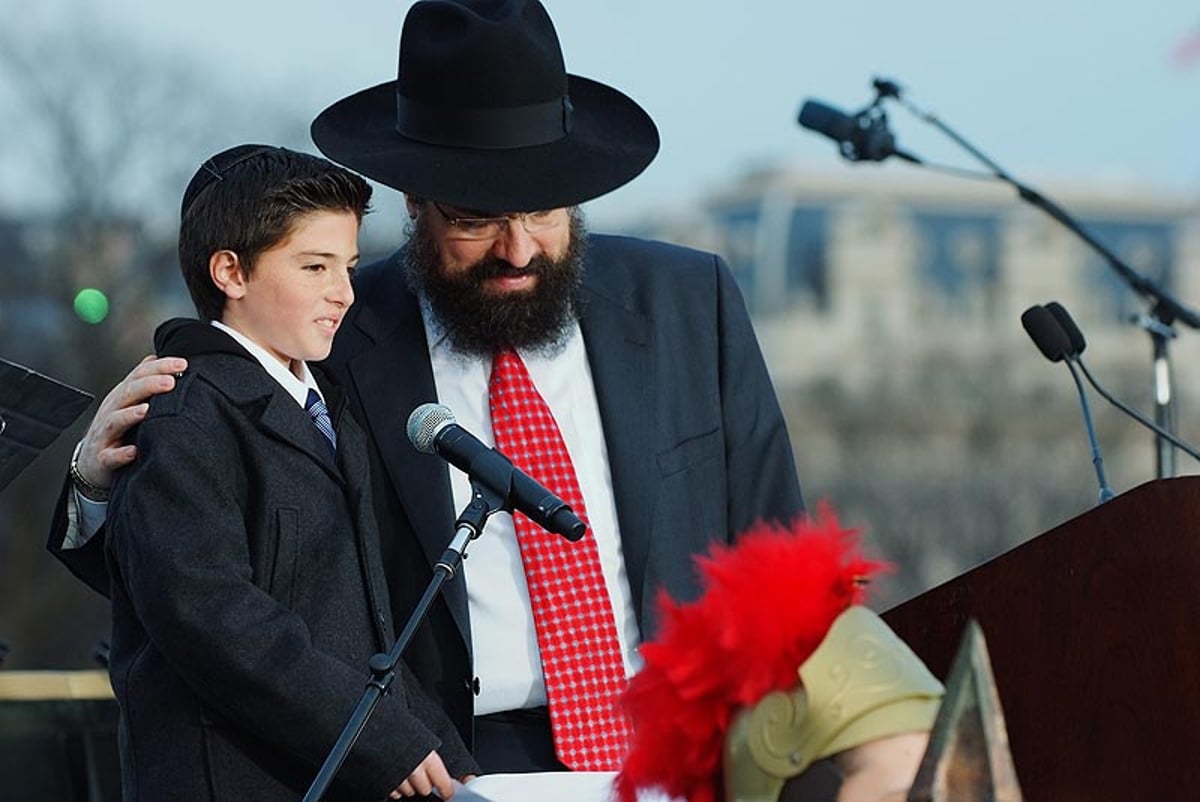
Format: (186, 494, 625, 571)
(210, 250, 247, 300)
(404, 194, 421, 220)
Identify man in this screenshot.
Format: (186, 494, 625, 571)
(52, 0, 804, 776)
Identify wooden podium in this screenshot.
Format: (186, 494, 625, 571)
(0, 671, 120, 801)
(884, 477, 1200, 801)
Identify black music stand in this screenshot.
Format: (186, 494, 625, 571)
(0, 358, 93, 492)
(0, 360, 113, 799)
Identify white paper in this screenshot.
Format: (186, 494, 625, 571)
(446, 772, 680, 802)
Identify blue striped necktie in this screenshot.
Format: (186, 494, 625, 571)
(304, 389, 337, 456)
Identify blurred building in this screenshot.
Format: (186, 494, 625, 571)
(628, 166, 1200, 398)
(626, 167, 1200, 602)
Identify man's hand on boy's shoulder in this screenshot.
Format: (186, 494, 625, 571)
(76, 354, 189, 491)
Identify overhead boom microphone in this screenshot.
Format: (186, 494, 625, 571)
(407, 403, 587, 541)
(797, 98, 920, 164)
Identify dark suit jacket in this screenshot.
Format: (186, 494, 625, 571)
(104, 320, 474, 801)
(322, 233, 806, 745)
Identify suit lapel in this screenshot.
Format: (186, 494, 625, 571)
(578, 261, 657, 623)
(340, 277, 470, 643)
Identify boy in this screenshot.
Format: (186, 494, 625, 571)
(104, 145, 475, 800)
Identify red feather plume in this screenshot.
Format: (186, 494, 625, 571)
(615, 505, 883, 802)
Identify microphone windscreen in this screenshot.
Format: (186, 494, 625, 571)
(1021, 305, 1072, 362)
(406, 403, 455, 453)
(1044, 301, 1087, 357)
(798, 100, 857, 143)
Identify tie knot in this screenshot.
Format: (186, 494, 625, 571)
(490, 349, 524, 380)
(304, 389, 337, 455)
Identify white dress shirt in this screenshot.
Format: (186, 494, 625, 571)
(423, 309, 643, 715)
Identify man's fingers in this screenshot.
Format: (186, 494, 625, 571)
(97, 444, 139, 473)
(100, 404, 149, 440)
(114, 366, 184, 411)
(129, 355, 187, 379)
(96, 356, 186, 415)
(76, 353, 186, 489)
(76, 402, 149, 488)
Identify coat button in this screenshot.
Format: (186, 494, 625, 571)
(465, 676, 481, 695)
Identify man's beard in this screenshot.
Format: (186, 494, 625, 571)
(403, 208, 588, 357)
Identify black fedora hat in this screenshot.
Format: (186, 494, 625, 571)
(310, 0, 659, 212)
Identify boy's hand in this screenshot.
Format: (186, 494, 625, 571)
(389, 750, 454, 799)
(76, 354, 188, 490)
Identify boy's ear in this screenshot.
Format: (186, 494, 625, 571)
(209, 250, 247, 300)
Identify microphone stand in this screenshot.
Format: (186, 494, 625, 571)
(890, 84, 1200, 478)
(301, 482, 505, 802)
(1062, 359, 1116, 504)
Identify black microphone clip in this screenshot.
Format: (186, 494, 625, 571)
(872, 76, 904, 100)
(797, 80, 919, 165)
(847, 103, 899, 163)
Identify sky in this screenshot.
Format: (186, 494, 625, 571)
(6, 0, 1200, 227)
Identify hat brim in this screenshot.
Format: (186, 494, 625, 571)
(311, 75, 659, 212)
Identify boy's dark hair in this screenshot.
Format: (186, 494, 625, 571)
(178, 145, 373, 321)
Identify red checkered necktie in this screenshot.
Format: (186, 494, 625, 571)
(488, 348, 632, 771)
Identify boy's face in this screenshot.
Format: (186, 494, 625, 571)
(219, 210, 359, 373)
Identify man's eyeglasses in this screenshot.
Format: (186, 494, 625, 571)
(430, 201, 563, 241)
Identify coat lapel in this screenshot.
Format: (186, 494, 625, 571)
(201, 357, 345, 484)
(323, 379, 395, 650)
(254, 390, 345, 482)
(578, 262, 658, 623)
(339, 274, 470, 644)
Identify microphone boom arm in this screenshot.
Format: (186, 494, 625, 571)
(888, 82, 1199, 476)
(895, 89, 1200, 330)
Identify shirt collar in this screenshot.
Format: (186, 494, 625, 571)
(210, 320, 320, 408)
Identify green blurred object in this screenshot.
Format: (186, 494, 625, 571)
(73, 289, 109, 324)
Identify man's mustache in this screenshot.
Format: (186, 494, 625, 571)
(469, 256, 554, 282)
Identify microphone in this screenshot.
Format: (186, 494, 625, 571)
(797, 98, 919, 164)
(1043, 301, 1086, 358)
(1021, 305, 1115, 503)
(1041, 301, 1200, 463)
(407, 403, 586, 541)
(1020, 304, 1072, 362)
